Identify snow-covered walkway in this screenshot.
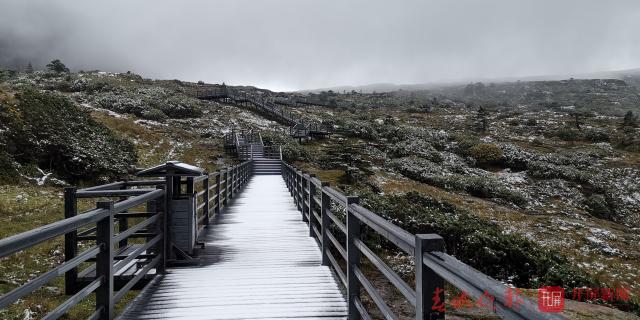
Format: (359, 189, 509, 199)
(120, 175, 347, 319)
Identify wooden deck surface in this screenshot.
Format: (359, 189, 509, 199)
(120, 175, 347, 319)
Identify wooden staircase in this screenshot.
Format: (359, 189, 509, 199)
(197, 87, 332, 140)
(223, 129, 282, 174)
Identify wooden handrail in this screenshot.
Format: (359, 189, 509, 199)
(0, 160, 255, 320)
(0, 189, 165, 319)
(280, 162, 564, 320)
(197, 88, 331, 139)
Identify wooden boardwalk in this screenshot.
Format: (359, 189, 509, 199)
(120, 175, 347, 319)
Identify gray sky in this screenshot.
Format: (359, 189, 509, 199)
(1, 0, 639, 91)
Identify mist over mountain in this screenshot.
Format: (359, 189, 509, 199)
(1, 0, 640, 91)
(302, 68, 640, 93)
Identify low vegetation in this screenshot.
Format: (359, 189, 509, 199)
(1, 63, 639, 318)
(0, 88, 136, 184)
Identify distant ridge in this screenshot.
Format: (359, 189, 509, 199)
(300, 67, 640, 94)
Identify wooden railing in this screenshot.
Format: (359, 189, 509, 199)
(281, 162, 564, 320)
(196, 88, 332, 139)
(190, 161, 252, 238)
(0, 160, 252, 320)
(236, 145, 282, 161)
(0, 187, 165, 319)
(223, 129, 262, 147)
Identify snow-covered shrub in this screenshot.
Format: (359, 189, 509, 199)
(0, 89, 136, 183)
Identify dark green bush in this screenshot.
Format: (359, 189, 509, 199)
(0, 69, 17, 81)
(462, 176, 527, 206)
(0, 149, 19, 184)
(46, 59, 69, 73)
(154, 96, 203, 118)
(466, 143, 504, 167)
(585, 194, 612, 219)
(1, 89, 137, 183)
(392, 158, 527, 206)
(555, 127, 581, 141)
(527, 161, 592, 185)
(363, 191, 597, 288)
(261, 131, 311, 162)
(451, 133, 481, 153)
(140, 108, 169, 121)
(614, 127, 640, 152)
(584, 129, 610, 142)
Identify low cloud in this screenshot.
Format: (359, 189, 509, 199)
(1, 0, 639, 91)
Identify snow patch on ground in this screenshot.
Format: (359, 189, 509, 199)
(498, 169, 527, 184)
(134, 119, 167, 127)
(18, 168, 66, 186)
(80, 103, 125, 118)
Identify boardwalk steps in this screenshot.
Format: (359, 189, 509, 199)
(223, 130, 283, 172)
(196, 87, 331, 140)
(253, 158, 281, 175)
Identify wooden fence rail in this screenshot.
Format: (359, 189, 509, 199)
(281, 162, 564, 320)
(0, 156, 565, 320)
(0, 160, 252, 320)
(0, 189, 165, 319)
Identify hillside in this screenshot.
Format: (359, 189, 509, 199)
(1, 65, 639, 318)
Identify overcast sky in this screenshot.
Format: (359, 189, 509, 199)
(1, 0, 639, 91)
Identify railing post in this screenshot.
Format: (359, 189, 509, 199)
(291, 168, 297, 203)
(415, 234, 445, 320)
(284, 165, 289, 190)
(289, 166, 293, 193)
(227, 167, 232, 201)
(346, 196, 361, 320)
(244, 162, 248, 184)
(308, 174, 316, 237)
(223, 169, 229, 207)
(215, 170, 221, 213)
(203, 177, 210, 225)
(243, 162, 248, 184)
(302, 172, 309, 222)
(95, 201, 115, 319)
(117, 182, 129, 250)
(240, 165, 243, 189)
(235, 166, 239, 191)
(299, 170, 304, 214)
(154, 185, 166, 274)
(297, 171, 305, 218)
(293, 169, 298, 206)
(228, 167, 234, 199)
(237, 165, 242, 189)
(233, 166, 238, 193)
(64, 187, 78, 295)
(320, 182, 330, 266)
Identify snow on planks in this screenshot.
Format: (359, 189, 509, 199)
(120, 175, 347, 319)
